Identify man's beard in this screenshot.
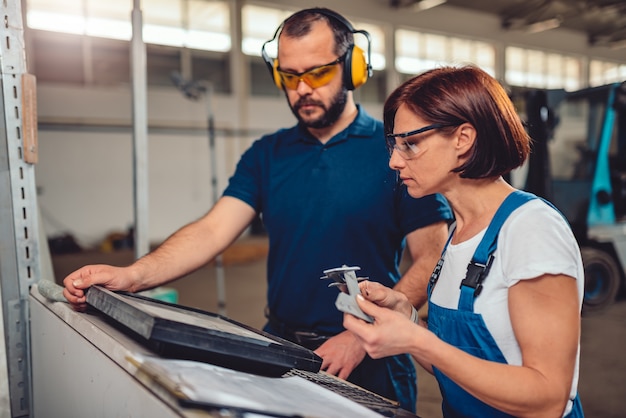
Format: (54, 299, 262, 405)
(289, 86, 348, 129)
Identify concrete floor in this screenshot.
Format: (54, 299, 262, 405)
(51, 237, 626, 418)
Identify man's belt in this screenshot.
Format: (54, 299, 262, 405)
(265, 307, 332, 350)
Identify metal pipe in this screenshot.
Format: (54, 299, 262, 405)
(131, 0, 150, 260)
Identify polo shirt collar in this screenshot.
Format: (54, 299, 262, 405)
(292, 105, 376, 145)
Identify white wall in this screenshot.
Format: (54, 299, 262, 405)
(34, 84, 287, 248)
(34, 83, 381, 248)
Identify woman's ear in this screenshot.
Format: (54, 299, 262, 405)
(455, 123, 476, 154)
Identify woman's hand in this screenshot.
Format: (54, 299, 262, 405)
(344, 282, 424, 359)
(359, 280, 414, 318)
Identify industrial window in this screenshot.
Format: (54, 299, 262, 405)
(589, 60, 626, 87)
(26, 0, 230, 52)
(350, 22, 386, 72)
(242, 5, 294, 97)
(26, 0, 230, 88)
(505, 46, 581, 91)
(250, 57, 281, 97)
(241, 5, 294, 57)
(191, 53, 231, 94)
(145, 45, 181, 87)
(347, 19, 386, 103)
(395, 29, 495, 77)
(27, 0, 127, 37)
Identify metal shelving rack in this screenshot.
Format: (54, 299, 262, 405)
(0, 0, 40, 416)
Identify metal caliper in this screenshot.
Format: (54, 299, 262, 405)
(321, 265, 374, 323)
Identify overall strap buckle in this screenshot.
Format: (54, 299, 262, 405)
(460, 254, 494, 297)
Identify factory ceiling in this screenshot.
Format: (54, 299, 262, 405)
(388, 0, 626, 48)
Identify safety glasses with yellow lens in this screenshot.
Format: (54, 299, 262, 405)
(276, 54, 345, 90)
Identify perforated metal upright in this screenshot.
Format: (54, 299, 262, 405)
(0, 0, 39, 416)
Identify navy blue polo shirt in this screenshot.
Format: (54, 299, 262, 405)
(223, 106, 452, 334)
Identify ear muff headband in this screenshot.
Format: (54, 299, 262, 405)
(261, 8, 372, 91)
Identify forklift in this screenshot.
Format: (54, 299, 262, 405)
(518, 80, 626, 312)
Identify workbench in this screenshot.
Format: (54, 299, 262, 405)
(29, 285, 407, 418)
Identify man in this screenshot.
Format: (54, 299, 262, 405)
(63, 8, 452, 412)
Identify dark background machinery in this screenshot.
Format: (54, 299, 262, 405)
(519, 81, 626, 311)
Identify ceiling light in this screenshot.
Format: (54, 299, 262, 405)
(411, 0, 447, 12)
(524, 17, 562, 34)
(609, 39, 626, 50)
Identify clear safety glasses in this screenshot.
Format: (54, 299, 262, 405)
(386, 123, 456, 159)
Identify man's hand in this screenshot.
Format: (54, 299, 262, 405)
(62, 196, 258, 312)
(314, 330, 367, 380)
(63, 264, 137, 311)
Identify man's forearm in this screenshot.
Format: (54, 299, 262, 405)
(129, 196, 257, 290)
(130, 219, 220, 290)
(394, 221, 449, 308)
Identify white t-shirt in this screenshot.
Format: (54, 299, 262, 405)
(430, 199, 584, 412)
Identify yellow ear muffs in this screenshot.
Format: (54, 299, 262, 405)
(261, 8, 372, 91)
(345, 44, 368, 90)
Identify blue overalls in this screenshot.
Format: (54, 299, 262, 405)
(427, 191, 584, 417)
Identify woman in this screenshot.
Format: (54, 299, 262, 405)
(344, 66, 584, 417)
